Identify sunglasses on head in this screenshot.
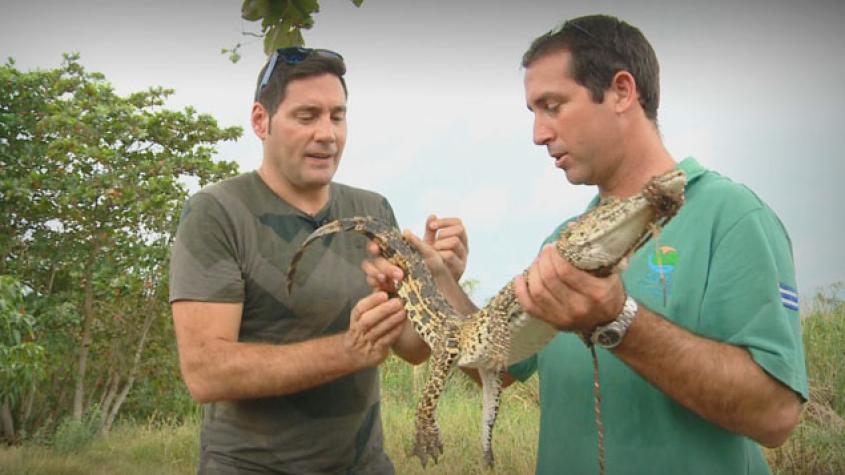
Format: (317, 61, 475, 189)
(255, 47, 344, 100)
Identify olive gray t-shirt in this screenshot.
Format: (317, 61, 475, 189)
(169, 172, 398, 474)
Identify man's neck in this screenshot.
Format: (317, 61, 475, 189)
(598, 123, 676, 199)
(256, 166, 330, 216)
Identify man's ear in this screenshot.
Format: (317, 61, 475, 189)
(251, 102, 269, 139)
(609, 71, 638, 114)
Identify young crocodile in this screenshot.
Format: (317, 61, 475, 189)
(287, 169, 686, 468)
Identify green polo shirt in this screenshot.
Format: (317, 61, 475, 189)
(170, 172, 398, 474)
(509, 158, 807, 475)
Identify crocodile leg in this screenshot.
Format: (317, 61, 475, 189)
(479, 368, 504, 468)
(413, 334, 460, 467)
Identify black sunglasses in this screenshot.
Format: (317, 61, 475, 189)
(561, 21, 598, 42)
(255, 47, 344, 100)
(554, 20, 626, 63)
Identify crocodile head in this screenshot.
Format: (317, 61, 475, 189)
(556, 169, 686, 276)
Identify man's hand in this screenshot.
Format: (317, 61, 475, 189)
(513, 244, 626, 333)
(361, 215, 468, 293)
(344, 291, 406, 368)
(423, 215, 468, 282)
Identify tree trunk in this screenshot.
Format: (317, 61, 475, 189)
(98, 369, 115, 408)
(18, 380, 36, 435)
(100, 371, 120, 420)
(101, 309, 156, 434)
(1, 400, 15, 444)
(73, 263, 96, 422)
(45, 264, 57, 295)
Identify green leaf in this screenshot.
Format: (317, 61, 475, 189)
(291, 0, 319, 23)
(263, 23, 304, 54)
(351, 0, 364, 7)
(241, 0, 269, 21)
(261, 0, 288, 30)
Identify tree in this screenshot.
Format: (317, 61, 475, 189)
(0, 276, 45, 443)
(0, 54, 241, 431)
(224, 0, 365, 62)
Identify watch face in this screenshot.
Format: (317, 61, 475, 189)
(596, 330, 621, 347)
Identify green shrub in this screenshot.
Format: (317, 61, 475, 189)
(51, 409, 102, 455)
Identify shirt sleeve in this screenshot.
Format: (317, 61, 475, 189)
(380, 196, 399, 229)
(508, 354, 538, 381)
(699, 207, 808, 400)
(168, 192, 245, 303)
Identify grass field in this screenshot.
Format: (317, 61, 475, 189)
(1, 293, 842, 475)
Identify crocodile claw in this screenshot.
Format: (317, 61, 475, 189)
(483, 449, 495, 469)
(413, 423, 444, 467)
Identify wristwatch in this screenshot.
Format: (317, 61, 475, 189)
(590, 296, 638, 349)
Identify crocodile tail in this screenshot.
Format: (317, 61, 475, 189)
(287, 217, 390, 295)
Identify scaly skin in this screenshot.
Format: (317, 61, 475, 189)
(287, 169, 686, 468)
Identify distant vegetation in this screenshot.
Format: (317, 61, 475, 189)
(0, 55, 240, 444)
(766, 284, 845, 474)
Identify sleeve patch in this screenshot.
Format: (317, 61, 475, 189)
(779, 283, 799, 312)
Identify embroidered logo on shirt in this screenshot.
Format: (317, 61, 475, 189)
(779, 283, 799, 311)
(647, 246, 679, 273)
(638, 246, 679, 304)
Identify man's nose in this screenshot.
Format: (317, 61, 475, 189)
(314, 116, 336, 142)
(533, 115, 553, 146)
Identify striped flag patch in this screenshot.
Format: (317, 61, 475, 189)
(779, 283, 799, 311)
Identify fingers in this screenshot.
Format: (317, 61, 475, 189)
(527, 248, 569, 313)
(512, 247, 580, 331)
(403, 230, 439, 259)
(404, 230, 455, 284)
(430, 217, 468, 246)
(350, 293, 406, 347)
(361, 259, 397, 293)
(517, 246, 628, 332)
(361, 240, 403, 292)
(424, 214, 438, 245)
(423, 216, 469, 281)
(513, 273, 536, 315)
(432, 235, 468, 265)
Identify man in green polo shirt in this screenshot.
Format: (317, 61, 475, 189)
(169, 48, 467, 473)
(363, 14, 806, 475)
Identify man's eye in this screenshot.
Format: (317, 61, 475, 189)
(545, 103, 561, 114)
(297, 114, 317, 122)
(331, 113, 346, 122)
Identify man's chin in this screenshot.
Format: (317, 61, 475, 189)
(301, 170, 337, 188)
(561, 169, 582, 185)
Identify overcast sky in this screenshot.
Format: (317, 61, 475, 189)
(2, 0, 843, 303)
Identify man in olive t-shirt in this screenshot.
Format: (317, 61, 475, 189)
(170, 48, 468, 474)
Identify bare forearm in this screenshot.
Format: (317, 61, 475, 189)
(434, 273, 478, 316)
(181, 334, 366, 402)
(392, 322, 430, 365)
(614, 308, 801, 447)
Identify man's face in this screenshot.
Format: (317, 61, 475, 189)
(263, 73, 347, 191)
(524, 50, 619, 186)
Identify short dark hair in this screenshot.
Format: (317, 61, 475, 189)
(522, 14, 660, 121)
(254, 52, 348, 119)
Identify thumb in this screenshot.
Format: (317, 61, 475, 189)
(403, 229, 438, 259)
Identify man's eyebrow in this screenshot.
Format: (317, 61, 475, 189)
(290, 104, 347, 114)
(291, 105, 321, 114)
